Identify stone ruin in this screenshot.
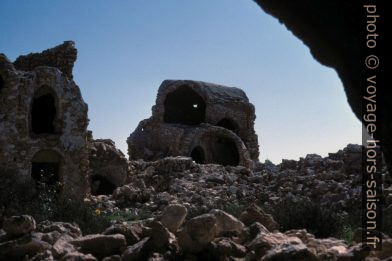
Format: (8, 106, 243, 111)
(0, 42, 261, 199)
(0, 41, 90, 198)
(88, 139, 129, 196)
(127, 80, 260, 169)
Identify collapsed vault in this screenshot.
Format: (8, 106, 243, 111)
(127, 80, 259, 169)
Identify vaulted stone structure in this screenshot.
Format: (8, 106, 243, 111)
(127, 80, 259, 168)
(0, 41, 90, 198)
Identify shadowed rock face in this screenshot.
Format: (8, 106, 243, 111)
(254, 0, 391, 172)
(127, 80, 259, 168)
(89, 139, 129, 195)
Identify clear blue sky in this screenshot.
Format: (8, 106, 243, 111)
(0, 0, 362, 163)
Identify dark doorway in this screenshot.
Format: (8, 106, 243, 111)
(91, 175, 116, 195)
(0, 75, 4, 92)
(31, 93, 56, 134)
(31, 150, 61, 193)
(164, 86, 206, 125)
(32, 162, 60, 186)
(191, 146, 205, 164)
(204, 135, 240, 166)
(217, 118, 238, 133)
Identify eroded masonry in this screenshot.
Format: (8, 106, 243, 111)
(0, 42, 261, 199)
(0, 41, 90, 197)
(127, 80, 260, 168)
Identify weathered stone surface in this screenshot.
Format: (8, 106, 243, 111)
(143, 220, 179, 252)
(261, 242, 318, 261)
(70, 234, 126, 256)
(3, 215, 36, 236)
(285, 229, 348, 259)
(13, 41, 77, 80)
(0, 232, 51, 260)
(158, 203, 187, 233)
(0, 42, 90, 198)
(246, 231, 302, 257)
(61, 251, 97, 261)
(177, 213, 217, 253)
(37, 221, 82, 238)
(40, 230, 62, 245)
(112, 184, 151, 204)
(127, 80, 258, 169)
(89, 139, 129, 195)
(122, 237, 150, 261)
(240, 204, 278, 231)
(209, 237, 247, 258)
(241, 222, 270, 243)
(210, 209, 244, 236)
(103, 223, 141, 245)
(52, 234, 76, 258)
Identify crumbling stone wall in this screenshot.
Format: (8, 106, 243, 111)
(0, 41, 89, 198)
(89, 139, 129, 195)
(13, 41, 77, 80)
(127, 80, 259, 168)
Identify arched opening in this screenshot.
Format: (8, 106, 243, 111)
(191, 146, 205, 164)
(31, 89, 57, 134)
(91, 175, 116, 195)
(31, 150, 61, 193)
(0, 74, 4, 92)
(164, 85, 206, 125)
(202, 135, 240, 166)
(217, 118, 239, 134)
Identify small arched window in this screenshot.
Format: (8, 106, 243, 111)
(31, 87, 57, 134)
(164, 85, 206, 125)
(191, 146, 205, 164)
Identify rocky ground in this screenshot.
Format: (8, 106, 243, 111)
(1, 144, 392, 260)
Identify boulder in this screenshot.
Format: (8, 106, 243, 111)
(158, 204, 187, 233)
(3, 215, 36, 236)
(143, 221, 178, 251)
(177, 213, 217, 253)
(239, 204, 278, 231)
(240, 222, 270, 243)
(286, 229, 348, 259)
(262, 242, 318, 261)
(52, 234, 76, 258)
(210, 209, 244, 236)
(103, 223, 141, 245)
(0, 232, 51, 260)
(122, 237, 150, 261)
(246, 232, 302, 258)
(70, 234, 126, 257)
(209, 237, 247, 258)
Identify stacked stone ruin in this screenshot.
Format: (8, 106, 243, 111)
(0, 42, 260, 199)
(127, 80, 260, 169)
(0, 41, 90, 198)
